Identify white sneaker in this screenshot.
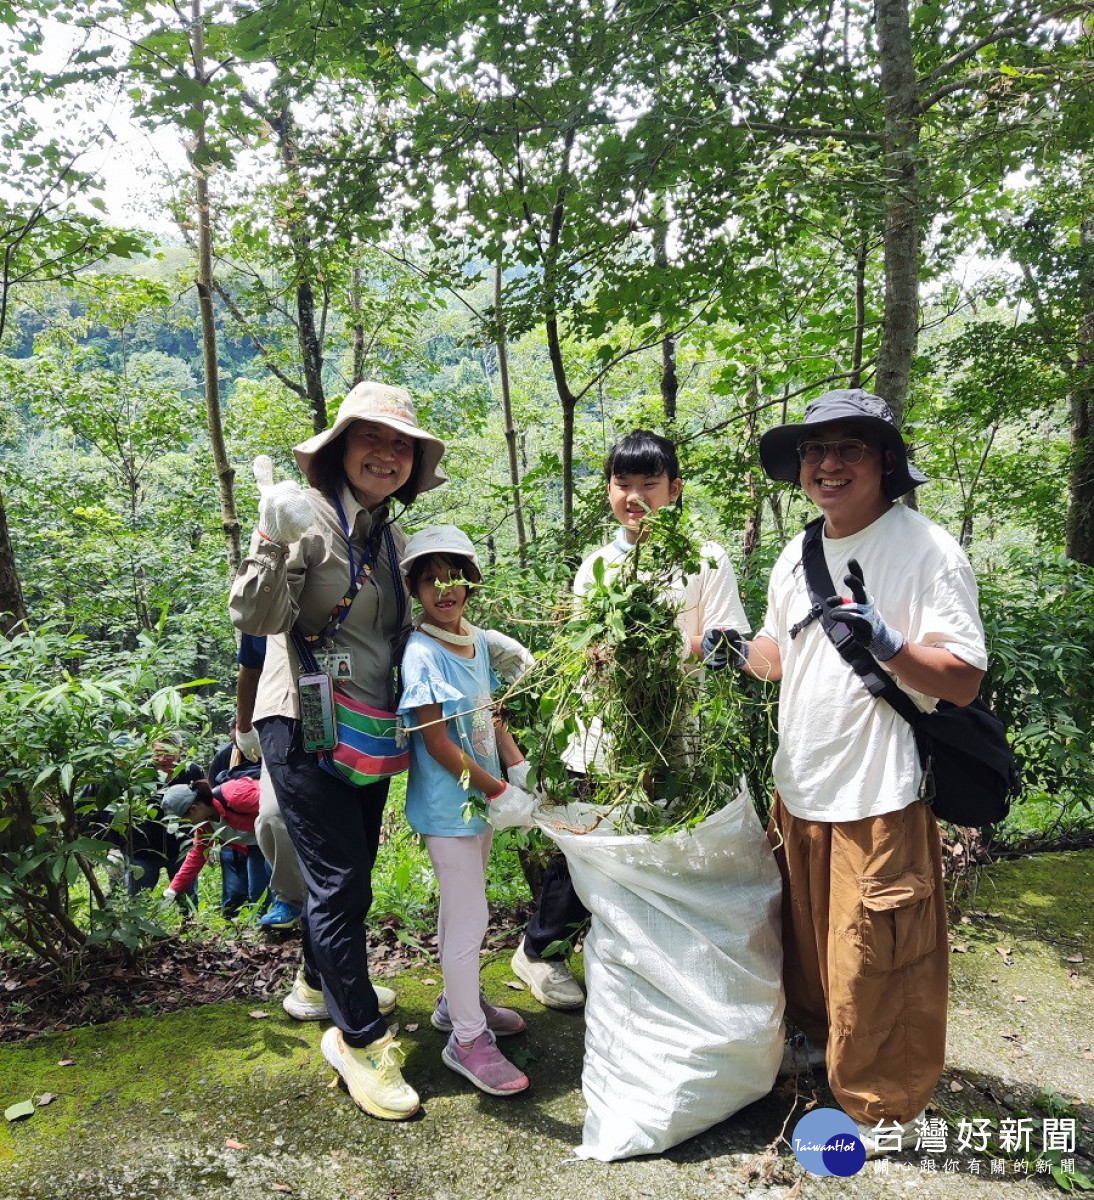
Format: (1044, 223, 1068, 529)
(320, 1027, 419, 1120)
(510, 938, 585, 1009)
(282, 968, 396, 1021)
(777, 1033, 827, 1077)
(856, 1110, 926, 1158)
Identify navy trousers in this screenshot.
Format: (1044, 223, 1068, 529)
(258, 716, 390, 1048)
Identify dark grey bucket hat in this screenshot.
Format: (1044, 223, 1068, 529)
(759, 388, 928, 500)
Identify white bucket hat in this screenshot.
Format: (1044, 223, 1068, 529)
(399, 525, 483, 584)
(293, 381, 447, 495)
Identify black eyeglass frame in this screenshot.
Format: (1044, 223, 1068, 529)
(796, 438, 872, 466)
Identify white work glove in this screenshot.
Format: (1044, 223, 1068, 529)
(106, 847, 125, 871)
(506, 760, 532, 791)
(158, 888, 178, 911)
(487, 782, 537, 831)
(235, 725, 262, 762)
(483, 629, 536, 684)
(254, 455, 315, 545)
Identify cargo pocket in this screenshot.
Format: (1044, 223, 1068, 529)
(859, 871, 937, 974)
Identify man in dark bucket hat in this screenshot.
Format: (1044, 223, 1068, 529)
(759, 388, 928, 499)
(702, 387, 988, 1154)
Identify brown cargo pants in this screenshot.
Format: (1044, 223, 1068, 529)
(768, 794, 948, 1125)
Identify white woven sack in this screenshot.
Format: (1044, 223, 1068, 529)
(538, 788, 784, 1161)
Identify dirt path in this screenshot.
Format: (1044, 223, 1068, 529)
(1, 851, 1091, 1200)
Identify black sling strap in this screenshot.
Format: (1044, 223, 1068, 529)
(798, 517, 927, 739)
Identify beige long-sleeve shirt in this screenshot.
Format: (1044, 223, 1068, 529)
(229, 485, 409, 720)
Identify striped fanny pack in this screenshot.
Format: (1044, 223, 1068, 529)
(323, 688, 409, 788)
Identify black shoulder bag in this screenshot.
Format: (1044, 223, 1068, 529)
(798, 518, 1021, 828)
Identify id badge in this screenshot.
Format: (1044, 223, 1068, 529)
(315, 649, 354, 682)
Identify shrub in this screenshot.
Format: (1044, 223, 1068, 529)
(0, 622, 207, 966)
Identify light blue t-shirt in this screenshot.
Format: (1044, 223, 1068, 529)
(398, 629, 501, 837)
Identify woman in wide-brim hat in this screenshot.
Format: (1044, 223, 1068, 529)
(230, 380, 446, 1121)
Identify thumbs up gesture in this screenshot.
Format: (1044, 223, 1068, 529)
(254, 455, 315, 545)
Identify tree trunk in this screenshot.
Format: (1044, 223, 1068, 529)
(873, 0, 920, 426)
(191, 0, 241, 575)
(544, 129, 578, 541)
(271, 99, 327, 432)
(350, 262, 366, 386)
(1066, 214, 1094, 566)
(0, 490, 27, 634)
(653, 205, 678, 423)
(741, 381, 762, 571)
(494, 261, 528, 562)
(849, 236, 869, 388)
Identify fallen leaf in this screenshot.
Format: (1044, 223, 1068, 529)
(57, 1058, 75, 1067)
(1013, 995, 1027, 1003)
(272, 1185, 293, 1194)
(327, 1077, 339, 1089)
(249, 1010, 269, 1020)
(1066, 954, 1084, 964)
(949, 1080, 964, 1092)
(990, 975, 998, 983)
(35, 1093, 56, 1106)
(4, 1100, 35, 1122)
(1001, 1030, 1023, 1041)
(995, 945, 1012, 956)
(422, 978, 437, 986)
(405, 1023, 419, 1033)
(952, 944, 968, 953)
(225, 1138, 248, 1150)
(505, 980, 525, 990)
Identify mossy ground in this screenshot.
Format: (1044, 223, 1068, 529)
(2, 854, 1093, 1200)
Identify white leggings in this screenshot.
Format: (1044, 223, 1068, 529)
(425, 830, 494, 1042)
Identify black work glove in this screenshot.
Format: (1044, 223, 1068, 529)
(823, 559, 906, 661)
(700, 627, 749, 671)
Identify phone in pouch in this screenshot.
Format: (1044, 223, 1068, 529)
(299, 671, 337, 752)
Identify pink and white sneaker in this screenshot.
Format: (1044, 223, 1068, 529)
(430, 990, 526, 1036)
(441, 1031, 530, 1096)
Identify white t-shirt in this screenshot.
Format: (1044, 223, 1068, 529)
(758, 504, 988, 822)
(563, 529, 751, 773)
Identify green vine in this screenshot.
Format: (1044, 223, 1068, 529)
(517, 505, 776, 835)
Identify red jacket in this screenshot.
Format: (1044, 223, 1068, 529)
(167, 777, 260, 895)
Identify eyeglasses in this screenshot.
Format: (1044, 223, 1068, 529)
(797, 438, 871, 466)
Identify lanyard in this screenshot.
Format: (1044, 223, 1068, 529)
(301, 500, 405, 647)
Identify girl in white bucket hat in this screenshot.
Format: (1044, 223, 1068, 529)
(396, 525, 539, 1097)
(229, 381, 447, 1122)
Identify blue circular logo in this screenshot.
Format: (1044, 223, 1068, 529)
(791, 1108, 865, 1177)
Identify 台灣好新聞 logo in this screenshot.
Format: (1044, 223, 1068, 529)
(791, 1108, 866, 1177)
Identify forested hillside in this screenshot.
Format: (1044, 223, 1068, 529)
(0, 0, 1092, 967)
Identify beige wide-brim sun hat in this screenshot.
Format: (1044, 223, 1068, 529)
(293, 381, 447, 495)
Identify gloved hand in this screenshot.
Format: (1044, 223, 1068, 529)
(483, 629, 536, 684)
(158, 888, 178, 912)
(235, 725, 262, 762)
(486, 782, 537, 831)
(254, 455, 316, 545)
(700, 627, 749, 671)
(824, 559, 906, 662)
(506, 760, 532, 791)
